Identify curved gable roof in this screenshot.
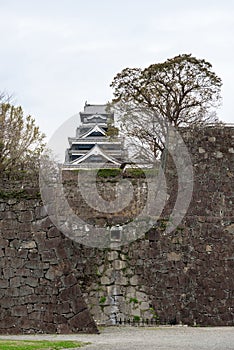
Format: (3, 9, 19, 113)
(80, 125, 106, 138)
(70, 144, 121, 165)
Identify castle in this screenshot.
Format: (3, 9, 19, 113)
(63, 103, 125, 169)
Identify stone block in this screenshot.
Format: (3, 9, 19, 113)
(0, 316, 16, 329)
(19, 286, 34, 296)
(132, 309, 141, 317)
(116, 275, 128, 286)
(107, 285, 122, 296)
(226, 224, 234, 234)
(61, 274, 77, 288)
(57, 323, 72, 334)
(103, 268, 113, 278)
(136, 291, 148, 302)
(112, 260, 126, 270)
(167, 252, 182, 261)
(35, 206, 48, 219)
(25, 277, 39, 287)
(41, 250, 57, 262)
(47, 226, 61, 238)
(0, 279, 9, 288)
(130, 275, 138, 286)
(20, 241, 37, 249)
(206, 245, 212, 253)
(215, 151, 223, 158)
(100, 276, 114, 285)
(18, 210, 34, 222)
(59, 285, 81, 301)
(12, 305, 28, 316)
(68, 309, 95, 331)
(71, 298, 87, 314)
(0, 203, 6, 211)
(10, 276, 21, 287)
(139, 301, 150, 310)
(107, 251, 119, 261)
(43, 311, 54, 323)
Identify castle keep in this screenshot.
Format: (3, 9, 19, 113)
(64, 103, 124, 169)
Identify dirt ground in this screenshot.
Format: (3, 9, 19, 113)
(0, 326, 234, 350)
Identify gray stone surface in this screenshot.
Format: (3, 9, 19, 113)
(0, 125, 233, 333)
(0, 326, 234, 350)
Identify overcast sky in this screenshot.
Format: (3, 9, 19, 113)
(0, 0, 233, 159)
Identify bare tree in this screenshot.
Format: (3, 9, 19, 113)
(0, 97, 45, 175)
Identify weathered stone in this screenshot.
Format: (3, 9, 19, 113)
(59, 285, 81, 301)
(206, 245, 213, 253)
(68, 310, 97, 332)
(0, 279, 9, 288)
(19, 286, 34, 296)
(112, 260, 127, 270)
(20, 241, 37, 249)
(12, 305, 28, 316)
(41, 250, 57, 262)
(0, 203, 6, 211)
(25, 277, 38, 287)
(226, 224, 234, 234)
(35, 206, 48, 219)
(45, 267, 59, 280)
(47, 226, 61, 238)
(139, 301, 150, 310)
(71, 299, 88, 314)
(129, 275, 138, 286)
(215, 151, 223, 158)
(107, 285, 122, 296)
(167, 252, 182, 262)
(115, 274, 128, 286)
(10, 276, 21, 287)
(25, 261, 49, 270)
(18, 210, 34, 222)
(61, 274, 77, 287)
(136, 291, 148, 302)
(100, 276, 114, 285)
(107, 251, 119, 261)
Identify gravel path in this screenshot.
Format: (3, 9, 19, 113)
(0, 326, 233, 350)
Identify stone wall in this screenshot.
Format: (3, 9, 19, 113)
(143, 125, 234, 326)
(0, 180, 98, 334)
(0, 125, 233, 333)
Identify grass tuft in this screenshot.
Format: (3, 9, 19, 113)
(0, 339, 90, 350)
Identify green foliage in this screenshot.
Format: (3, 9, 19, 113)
(124, 168, 146, 178)
(96, 168, 122, 178)
(129, 297, 139, 304)
(106, 122, 119, 138)
(150, 307, 160, 323)
(0, 189, 41, 200)
(0, 340, 89, 350)
(133, 315, 140, 322)
(99, 296, 107, 304)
